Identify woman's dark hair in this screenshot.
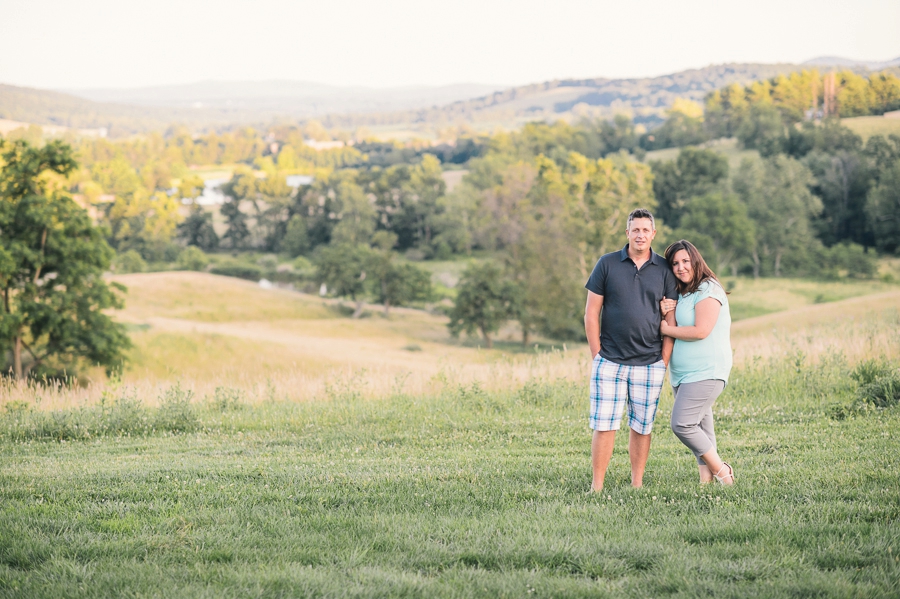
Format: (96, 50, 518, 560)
(664, 240, 723, 296)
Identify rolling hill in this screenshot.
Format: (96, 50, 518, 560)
(3, 60, 898, 138)
(0, 64, 808, 137)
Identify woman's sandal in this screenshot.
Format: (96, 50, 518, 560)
(714, 462, 735, 484)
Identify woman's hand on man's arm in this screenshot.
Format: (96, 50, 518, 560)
(660, 298, 677, 316)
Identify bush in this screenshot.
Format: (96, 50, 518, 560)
(114, 250, 147, 274)
(852, 359, 900, 408)
(177, 246, 209, 271)
(257, 254, 279, 270)
(210, 263, 262, 281)
(816, 242, 877, 279)
(0, 384, 204, 441)
(293, 256, 315, 278)
(155, 384, 199, 432)
(211, 386, 246, 412)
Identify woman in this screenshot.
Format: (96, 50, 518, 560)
(659, 240, 734, 485)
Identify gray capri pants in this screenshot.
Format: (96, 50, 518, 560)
(671, 379, 726, 465)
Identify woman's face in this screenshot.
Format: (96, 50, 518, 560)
(671, 249, 693, 284)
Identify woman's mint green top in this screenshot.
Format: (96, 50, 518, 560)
(669, 279, 732, 387)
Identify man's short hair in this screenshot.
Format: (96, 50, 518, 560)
(627, 208, 655, 231)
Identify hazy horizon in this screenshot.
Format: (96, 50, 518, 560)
(2, 0, 898, 91)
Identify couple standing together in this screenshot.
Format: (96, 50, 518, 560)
(584, 208, 734, 491)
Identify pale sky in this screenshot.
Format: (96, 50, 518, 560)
(1, 0, 899, 90)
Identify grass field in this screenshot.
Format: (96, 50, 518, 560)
(1, 272, 899, 597)
(644, 138, 760, 170)
(841, 116, 900, 141)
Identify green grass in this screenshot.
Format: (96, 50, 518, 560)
(644, 138, 760, 170)
(2, 354, 899, 597)
(841, 116, 900, 141)
(723, 277, 897, 322)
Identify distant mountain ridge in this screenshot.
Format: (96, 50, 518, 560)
(802, 56, 900, 70)
(61, 81, 506, 114)
(317, 63, 809, 130)
(3, 59, 899, 138)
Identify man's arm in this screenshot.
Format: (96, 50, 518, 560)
(661, 309, 675, 366)
(584, 291, 604, 358)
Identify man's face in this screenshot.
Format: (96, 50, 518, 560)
(626, 217, 656, 252)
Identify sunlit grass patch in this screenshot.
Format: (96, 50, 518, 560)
(725, 277, 896, 321)
(841, 115, 900, 141)
(126, 330, 334, 383)
(112, 272, 337, 322)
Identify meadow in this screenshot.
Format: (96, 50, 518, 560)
(1, 272, 899, 597)
(841, 115, 900, 141)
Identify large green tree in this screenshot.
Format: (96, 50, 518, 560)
(649, 148, 728, 226)
(733, 155, 822, 277)
(676, 193, 755, 277)
(867, 160, 900, 254)
(448, 262, 517, 349)
(314, 243, 372, 318)
(0, 139, 130, 380)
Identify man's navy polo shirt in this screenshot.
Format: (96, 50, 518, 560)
(585, 244, 677, 366)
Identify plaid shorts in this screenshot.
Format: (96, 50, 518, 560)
(589, 355, 667, 435)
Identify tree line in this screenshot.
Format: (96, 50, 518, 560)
(4, 67, 900, 354)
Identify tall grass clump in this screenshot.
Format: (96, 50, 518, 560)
(852, 359, 900, 408)
(0, 385, 200, 441)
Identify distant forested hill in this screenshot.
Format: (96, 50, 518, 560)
(0, 62, 883, 137)
(319, 64, 810, 130)
(0, 84, 240, 137)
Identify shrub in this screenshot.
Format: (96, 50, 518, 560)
(155, 384, 199, 432)
(212, 386, 245, 412)
(210, 263, 262, 281)
(103, 392, 151, 435)
(293, 256, 315, 278)
(257, 254, 279, 270)
(851, 359, 900, 408)
(177, 246, 209, 271)
(114, 250, 147, 274)
(816, 242, 877, 279)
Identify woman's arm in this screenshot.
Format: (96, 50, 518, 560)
(660, 297, 721, 341)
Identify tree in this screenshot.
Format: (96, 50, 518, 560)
(0, 140, 130, 380)
(804, 150, 872, 247)
(448, 262, 517, 348)
(677, 193, 755, 276)
(403, 154, 446, 250)
(736, 103, 786, 157)
(220, 169, 255, 249)
(220, 199, 250, 249)
(650, 148, 728, 226)
(640, 101, 707, 151)
(282, 214, 310, 257)
(365, 231, 432, 315)
(733, 155, 822, 277)
(375, 262, 432, 316)
(178, 207, 219, 251)
(314, 243, 372, 318)
(867, 160, 900, 254)
(178, 174, 205, 201)
(107, 189, 182, 260)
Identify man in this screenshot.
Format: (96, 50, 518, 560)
(584, 208, 676, 492)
